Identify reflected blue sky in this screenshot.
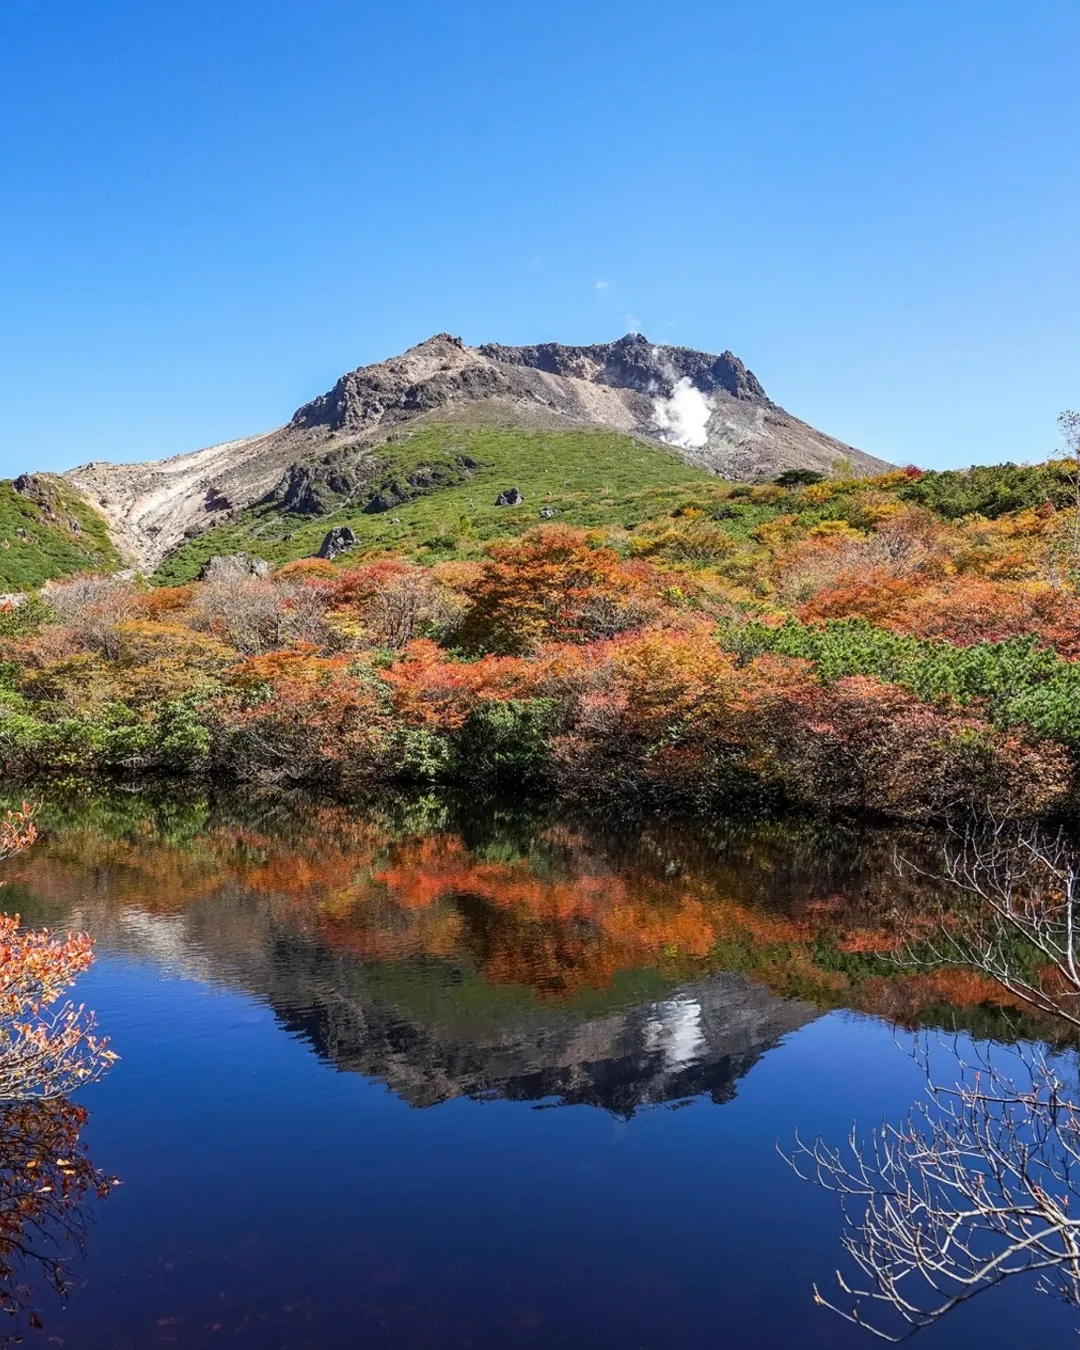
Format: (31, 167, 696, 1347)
(35, 952, 1077, 1349)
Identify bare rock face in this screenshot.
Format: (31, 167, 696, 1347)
(62, 333, 891, 570)
(273, 461, 369, 516)
(198, 553, 270, 581)
(494, 486, 524, 506)
(286, 333, 770, 440)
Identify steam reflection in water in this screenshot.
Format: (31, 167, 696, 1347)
(0, 787, 1072, 1348)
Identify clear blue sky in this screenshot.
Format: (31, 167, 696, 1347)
(2, 0, 1077, 476)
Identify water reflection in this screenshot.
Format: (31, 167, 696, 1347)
(0, 789, 1074, 1348)
(0, 789, 1041, 1117)
(0, 1097, 110, 1340)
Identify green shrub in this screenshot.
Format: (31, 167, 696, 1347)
(453, 698, 561, 784)
(0, 594, 54, 638)
(722, 617, 1080, 747)
(774, 468, 825, 488)
(898, 461, 1077, 520)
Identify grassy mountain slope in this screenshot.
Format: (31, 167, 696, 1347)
(0, 476, 120, 591)
(153, 424, 718, 583)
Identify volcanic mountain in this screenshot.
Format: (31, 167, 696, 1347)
(53, 333, 888, 575)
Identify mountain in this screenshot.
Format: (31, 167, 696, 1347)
(5, 333, 890, 585)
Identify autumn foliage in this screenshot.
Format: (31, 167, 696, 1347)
(0, 807, 116, 1334)
(454, 526, 661, 654)
(7, 792, 1036, 1036)
(3, 458, 1080, 824)
(0, 807, 115, 1102)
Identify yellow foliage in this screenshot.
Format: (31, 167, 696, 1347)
(798, 481, 839, 505)
(751, 514, 801, 550)
(807, 519, 864, 540)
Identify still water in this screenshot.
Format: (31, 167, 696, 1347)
(0, 789, 1075, 1348)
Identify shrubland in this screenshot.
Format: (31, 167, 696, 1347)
(3, 453, 1080, 824)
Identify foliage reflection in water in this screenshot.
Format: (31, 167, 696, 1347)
(0, 1097, 111, 1339)
(3, 789, 1041, 1103)
(0, 786, 1073, 1347)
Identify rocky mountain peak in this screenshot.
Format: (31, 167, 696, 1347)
(289, 332, 772, 438)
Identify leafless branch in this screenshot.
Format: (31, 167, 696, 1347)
(794, 825, 1080, 1338)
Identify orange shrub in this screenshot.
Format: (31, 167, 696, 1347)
(215, 652, 395, 786)
(456, 526, 661, 654)
(135, 585, 195, 618)
(801, 572, 1080, 658)
(273, 558, 337, 581)
(381, 639, 535, 731)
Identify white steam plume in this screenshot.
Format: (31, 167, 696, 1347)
(652, 377, 713, 450)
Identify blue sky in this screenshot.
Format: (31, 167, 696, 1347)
(2, 0, 1077, 476)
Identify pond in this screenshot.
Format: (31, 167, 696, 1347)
(0, 788, 1075, 1347)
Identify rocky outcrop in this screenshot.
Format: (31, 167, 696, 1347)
(494, 487, 524, 506)
(285, 333, 774, 440)
(198, 553, 270, 581)
(479, 333, 768, 401)
(271, 447, 480, 520)
(11, 473, 90, 536)
(316, 526, 356, 560)
(63, 333, 892, 570)
(272, 459, 371, 516)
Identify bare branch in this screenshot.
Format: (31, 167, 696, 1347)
(795, 825, 1080, 1338)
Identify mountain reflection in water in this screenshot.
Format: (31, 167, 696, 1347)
(0, 788, 1074, 1350)
(1, 789, 1031, 1116)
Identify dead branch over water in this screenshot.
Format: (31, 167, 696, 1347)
(793, 828, 1080, 1340)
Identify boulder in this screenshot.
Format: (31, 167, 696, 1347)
(198, 553, 271, 581)
(316, 526, 357, 561)
(363, 486, 408, 514)
(495, 487, 524, 507)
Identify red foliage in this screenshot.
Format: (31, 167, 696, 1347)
(897, 579, 1080, 657)
(772, 674, 1069, 819)
(0, 807, 115, 1101)
(380, 640, 534, 731)
(801, 574, 1080, 658)
(329, 561, 460, 648)
(218, 651, 394, 784)
(330, 559, 416, 609)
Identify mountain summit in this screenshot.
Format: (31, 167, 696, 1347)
(61, 333, 889, 572)
(291, 333, 769, 436)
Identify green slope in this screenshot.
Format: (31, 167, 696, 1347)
(153, 424, 721, 583)
(0, 476, 121, 591)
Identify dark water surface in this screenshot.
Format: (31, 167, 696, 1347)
(0, 789, 1075, 1348)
